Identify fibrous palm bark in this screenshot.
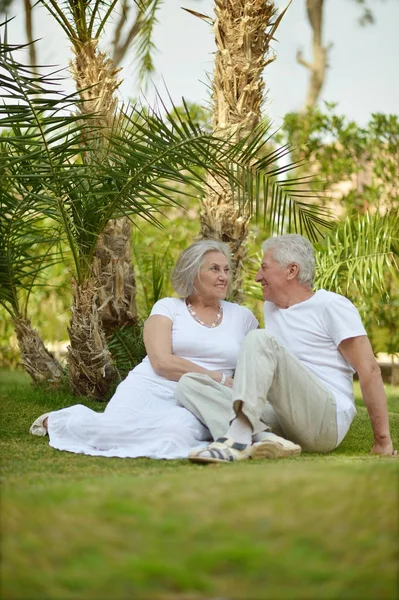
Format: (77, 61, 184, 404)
(67, 279, 116, 399)
(70, 38, 138, 337)
(201, 0, 278, 300)
(65, 36, 131, 395)
(13, 317, 64, 385)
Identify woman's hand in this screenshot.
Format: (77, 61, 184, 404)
(224, 376, 234, 389)
(209, 372, 234, 389)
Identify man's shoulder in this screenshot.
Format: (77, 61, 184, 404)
(315, 289, 357, 309)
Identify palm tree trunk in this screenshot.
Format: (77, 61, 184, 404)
(13, 317, 64, 385)
(201, 0, 277, 301)
(67, 278, 117, 399)
(70, 39, 139, 337)
(92, 218, 138, 336)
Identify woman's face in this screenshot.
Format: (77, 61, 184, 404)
(193, 251, 230, 301)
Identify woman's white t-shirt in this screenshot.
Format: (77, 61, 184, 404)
(263, 289, 367, 444)
(133, 297, 259, 384)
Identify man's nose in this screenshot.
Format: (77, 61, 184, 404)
(255, 269, 262, 282)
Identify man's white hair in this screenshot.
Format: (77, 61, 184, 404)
(262, 234, 315, 288)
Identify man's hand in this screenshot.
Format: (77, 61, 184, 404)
(371, 438, 397, 457)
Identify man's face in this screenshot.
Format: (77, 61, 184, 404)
(255, 250, 290, 304)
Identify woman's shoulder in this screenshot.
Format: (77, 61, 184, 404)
(222, 301, 255, 317)
(155, 297, 184, 306)
(150, 297, 185, 317)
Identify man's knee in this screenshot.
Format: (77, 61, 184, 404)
(176, 373, 195, 404)
(243, 329, 276, 351)
(176, 373, 208, 407)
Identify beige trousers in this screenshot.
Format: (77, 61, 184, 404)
(176, 330, 338, 452)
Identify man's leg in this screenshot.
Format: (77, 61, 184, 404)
(188, 330, 338, 462)
(176, 373, 268, 441)
(176, 374, 234, 441)
(232, 330, 338, 453)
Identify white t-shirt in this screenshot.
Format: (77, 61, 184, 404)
(263, 289, 367, 444)
(133, 297, 259, 384)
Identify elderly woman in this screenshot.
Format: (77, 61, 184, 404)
(30, 240, 258, 459)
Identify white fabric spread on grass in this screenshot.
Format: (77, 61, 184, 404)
(48, 298, 258, 459)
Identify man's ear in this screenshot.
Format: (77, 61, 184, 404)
(287, 263, 299, 280)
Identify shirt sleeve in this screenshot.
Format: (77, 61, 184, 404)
(149, 298, 176, 321)
(323, 294, 367, 347)
(240, 305, 259, 334)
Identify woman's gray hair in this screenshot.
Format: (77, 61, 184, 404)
(262, 234, 315, 288)
(171, 240, 232, 298)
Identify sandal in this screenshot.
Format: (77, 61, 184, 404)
(189, 437, 252, 464)
(251, 432, 301, 459)
(29, 413, 50, 437)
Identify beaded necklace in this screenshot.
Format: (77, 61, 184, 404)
(186, 301, 223, 328)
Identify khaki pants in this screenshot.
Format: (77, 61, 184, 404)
(176, 330, 338, 452)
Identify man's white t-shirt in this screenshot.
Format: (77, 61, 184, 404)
(263, 289, 367, 444)
(133, 297, 259, 386)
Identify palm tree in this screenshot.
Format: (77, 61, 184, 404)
(186, 0, 299, 300)
(37, 0, 163, 337)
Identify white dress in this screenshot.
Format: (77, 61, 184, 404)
(47, 298, 258, 459)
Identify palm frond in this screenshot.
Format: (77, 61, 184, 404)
(37, 1, 119, 43)
(128, 0, 162, 85)
(0, 191, 61, 316)
(315, 212, 399, 296)
(107, 320, 146, 378)
(2, 23, 333, 291)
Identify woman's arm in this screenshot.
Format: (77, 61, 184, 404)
(143, 315, 229, 384)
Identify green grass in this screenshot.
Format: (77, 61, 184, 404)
(1, 369, 398, 600)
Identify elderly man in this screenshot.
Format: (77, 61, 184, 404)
(176, 234, 397, 462)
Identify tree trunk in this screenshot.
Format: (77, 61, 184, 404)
(200, 0, 277, 301)
(92, 218, 138, 337)
(297, 0, 328, 108)
(70, 39, 138, 337)
(391, 355, 398, 387)
(13, 317, 64, 385)
(67, 278, 117, 399)
(23, 0, 37, 72)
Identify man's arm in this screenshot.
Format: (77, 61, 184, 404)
(339, 335, 397, 457)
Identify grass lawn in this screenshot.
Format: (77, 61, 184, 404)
(1, 369, 398, 600)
